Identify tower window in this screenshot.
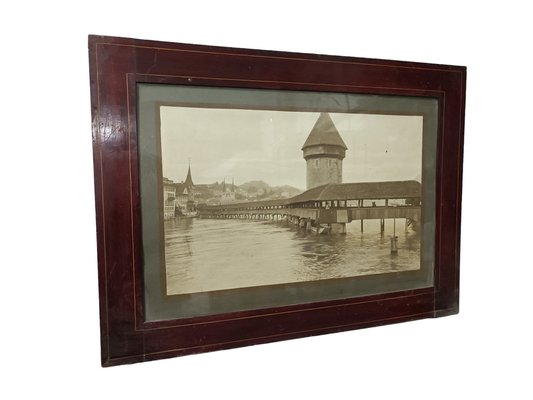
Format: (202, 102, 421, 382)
(328, 159, 332, 167)
(315, 159, 319, 168)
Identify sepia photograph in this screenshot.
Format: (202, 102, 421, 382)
(159, 107, 424, 296)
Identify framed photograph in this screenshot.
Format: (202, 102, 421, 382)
(88, 35, 465, 366)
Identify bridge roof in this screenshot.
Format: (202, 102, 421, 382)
(289, 180, 421, 203)
(199, 180, 421, 211)
(199, 198, 288, 210)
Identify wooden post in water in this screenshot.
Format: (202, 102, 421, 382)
(390, 236, 398, 254)
(359, 199, 364, 232)
(391, 218, 398, 254)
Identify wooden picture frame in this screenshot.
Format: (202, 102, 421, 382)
(88, 35, 465, 367)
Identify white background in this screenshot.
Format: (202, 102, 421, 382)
(2, 1, 532, 398)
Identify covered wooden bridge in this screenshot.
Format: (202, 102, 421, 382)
(197, 180, 422, 234)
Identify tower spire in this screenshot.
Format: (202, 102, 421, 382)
(184, 161, 194, 187)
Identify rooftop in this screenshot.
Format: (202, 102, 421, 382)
(184, 165, 194, 187)
(201, 180, 422, 210)
(290, 180, 422, 203)
(301, 112, 348, 150)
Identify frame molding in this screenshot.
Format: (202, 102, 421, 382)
(88, 35, 465, 366)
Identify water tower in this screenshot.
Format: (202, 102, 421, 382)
(301, 112, 347, 190)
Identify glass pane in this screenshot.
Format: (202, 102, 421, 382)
(137, 84, 437, 321)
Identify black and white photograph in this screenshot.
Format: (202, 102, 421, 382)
(159, 107, 424, 295)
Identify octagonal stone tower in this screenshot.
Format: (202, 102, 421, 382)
(302, 112, 348, 190)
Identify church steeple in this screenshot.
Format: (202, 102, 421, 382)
(184, 161, 194, 188)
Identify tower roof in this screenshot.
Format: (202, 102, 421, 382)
(301, 113, 347, 150)
(184, 164, 194, 187)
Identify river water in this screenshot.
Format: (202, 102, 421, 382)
(164, 217, 421, 295)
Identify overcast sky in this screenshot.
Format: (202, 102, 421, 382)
(160, 107, 422, 190)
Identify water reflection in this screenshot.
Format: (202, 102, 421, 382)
(164, 218, 420, 295)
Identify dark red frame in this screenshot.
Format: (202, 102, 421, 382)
(88, 35, 465, 367)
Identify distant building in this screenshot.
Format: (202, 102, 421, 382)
(162, 178, 176, 219)
(192, 184, 212, 205)
(220, 178, 236, 204)
(174, 165, 196, 216)
(302, 113, 347, 190)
